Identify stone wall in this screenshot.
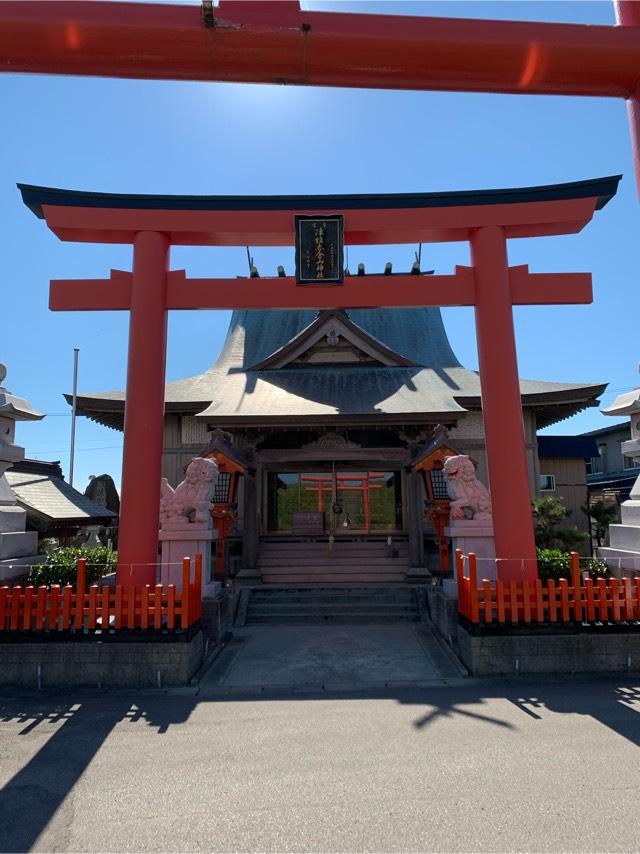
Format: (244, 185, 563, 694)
(427, 588, 459, 648)
(0, 630, 205, 687)
(201, 590, 239, 645)
(458, 624, 640, 676)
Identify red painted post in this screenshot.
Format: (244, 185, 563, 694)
(167, 585, 176, 629)
(194, 555, 202, 622)
(570, 551, 582, 621)
(116, 231, 170, 588)
(469, 552, 479, 623)
(624, 577, 634, 621)
(182, 557, 191, 628)
(10, 587, 21, 631)
(471, 225, 537, 582)
(455, 549, 465, 616)
(114, 585, 123, 630)
(616, 3, 640, 198)
(75, 558, 86, 630)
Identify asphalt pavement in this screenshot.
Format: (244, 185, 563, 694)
(1, 675, 639, 852)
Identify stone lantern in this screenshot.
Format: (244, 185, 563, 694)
(0, 363, 45, 580)
(598, 383, 640, 573)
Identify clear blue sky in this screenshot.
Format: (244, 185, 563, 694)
(1, 1, 636, 491)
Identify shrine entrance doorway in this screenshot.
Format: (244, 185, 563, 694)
(265, 468, 404, 537)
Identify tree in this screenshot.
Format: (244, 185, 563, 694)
(533, 495, 588, 550)
(582, 499, 620, 547)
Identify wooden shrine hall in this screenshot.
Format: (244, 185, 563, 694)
(19, 176, 619, 585)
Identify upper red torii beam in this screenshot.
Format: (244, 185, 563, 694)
(4, 1, 640, 194)
(0, 0, 639, 98)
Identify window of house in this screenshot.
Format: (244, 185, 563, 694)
(624, 454, 639, 470)
(540, 474, 556, 491)
(589, 456, 602, 474)
(598, 443, 608, 472)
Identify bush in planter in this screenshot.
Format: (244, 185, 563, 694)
(536, 548, 570, 582)
(582, 557, 611, 579)
(536, 548, 611, 583)
(29, 546, 117, 588)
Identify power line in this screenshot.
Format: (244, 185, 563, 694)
(28, 445, 122, 453)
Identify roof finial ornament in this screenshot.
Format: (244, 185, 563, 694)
(0, 364, 6, 386)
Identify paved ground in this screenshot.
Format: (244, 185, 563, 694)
(1, 622, 640, 852)
(1, 675, 640, 852)
(200, 624, 465, 693)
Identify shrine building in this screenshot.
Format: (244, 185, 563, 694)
(70, 293, 604, 583)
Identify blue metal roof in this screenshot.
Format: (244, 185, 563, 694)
(537, 435, 599, 459)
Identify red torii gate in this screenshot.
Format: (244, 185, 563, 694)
(19, 177, 619, 585)
(301, 474, 385, 522)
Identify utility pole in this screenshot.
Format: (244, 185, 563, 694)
(69, 348, 79, 487)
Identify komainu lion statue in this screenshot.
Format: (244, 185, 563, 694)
(160, 457, 219, 530)
(442, 454, 492, 521)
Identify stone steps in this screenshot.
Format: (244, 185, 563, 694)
(261, 566, 407, 586)
(242, 586, 421, 625)
(258, 556, 409, 566)
(259, 550, 409, 559)
(258, 538, 410, 584)
(260, 543, 409, 549)
(250, 592, 418, 605)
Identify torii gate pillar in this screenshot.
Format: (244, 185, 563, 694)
(472, 226, 537, 580)
(117, 231, 169, 586)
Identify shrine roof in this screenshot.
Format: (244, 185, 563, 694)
(66, 306, 606, 430)
(69, 366, 606, 431)
(20, 176, 620, 218)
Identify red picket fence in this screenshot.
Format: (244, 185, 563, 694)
(456, 550, 640, 626)
(0, 556, 202, 633)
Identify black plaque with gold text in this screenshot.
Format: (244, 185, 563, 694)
(295, 215, 344, 284)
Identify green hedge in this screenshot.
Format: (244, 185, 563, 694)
(536, 548, 610, 583)
(30, 546, 117, 588)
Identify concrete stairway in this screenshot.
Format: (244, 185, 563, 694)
(257, 538, 410, 585)
(241, 586, 421, 625)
